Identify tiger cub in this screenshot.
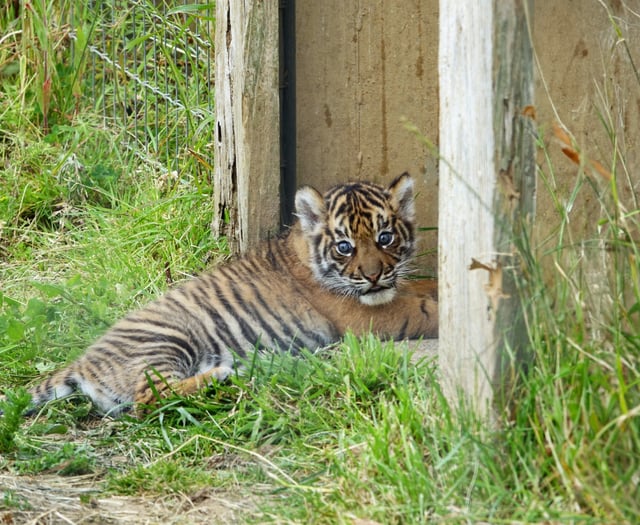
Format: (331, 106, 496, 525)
(11, 173, 438, 416)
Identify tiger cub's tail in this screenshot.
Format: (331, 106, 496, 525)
(25, 368, 78, 414)
(0, 367, 74, 417)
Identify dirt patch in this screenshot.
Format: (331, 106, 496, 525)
(0, 473, 260, 524)
(407, 339, 438, 362)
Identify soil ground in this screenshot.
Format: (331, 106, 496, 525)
(1, 472, 261, 524)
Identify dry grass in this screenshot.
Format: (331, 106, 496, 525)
(0, 472, 261, 524)
(0, 423, 265, 524)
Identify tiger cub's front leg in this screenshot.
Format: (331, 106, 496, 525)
(392, 278, 438, 338)
(329, 279, 438, 340)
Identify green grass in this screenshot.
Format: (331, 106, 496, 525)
(1, 2, 640, 524)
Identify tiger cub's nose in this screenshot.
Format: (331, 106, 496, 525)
(361, 266, 382, 284)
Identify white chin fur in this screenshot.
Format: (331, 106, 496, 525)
(359, 288, 397, 306)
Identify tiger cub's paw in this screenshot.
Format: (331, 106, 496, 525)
(132, 365, 235, 417)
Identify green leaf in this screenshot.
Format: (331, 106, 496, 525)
(31, 281, 64, 298)
(6, 319, 25, 342)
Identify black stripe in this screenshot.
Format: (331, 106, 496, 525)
(248, 281, 297, 347)
(189, 282, 246, 355)
(272, 277, 338, 349)
(111, 328, 198, 365)
(334, 201, 348, 218)
(398, 319, 409, 340)
(226, 283, 264, 346)
(164, 293, 223, 359)
(420, 300, 431, 320)
(245, 281, 287, 345)
(133, 344, 188, 365)
(88, 342, 128, 361)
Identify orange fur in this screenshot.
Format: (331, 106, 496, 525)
(14, 174, 438, 417)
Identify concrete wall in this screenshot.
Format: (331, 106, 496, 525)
(294, 0, 640, 273)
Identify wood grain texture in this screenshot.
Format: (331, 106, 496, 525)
(213, 0, 281, 253)
(438, 0, 534, 416)
(295, 0, 439, 271)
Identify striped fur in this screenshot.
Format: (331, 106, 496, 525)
(16, 173, 438, 416)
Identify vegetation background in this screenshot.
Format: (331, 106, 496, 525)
(1, 1, 639, 523)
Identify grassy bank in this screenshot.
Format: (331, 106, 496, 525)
(1, 2, 639, 524)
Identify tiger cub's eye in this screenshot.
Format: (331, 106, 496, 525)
(335, 240, 354, 256)
(377, 231, 394, 247)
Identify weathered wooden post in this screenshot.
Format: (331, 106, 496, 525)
(438, 0, 536, 416)
(213, 0, 281, 253)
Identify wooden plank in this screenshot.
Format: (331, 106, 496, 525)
(438, 0, 535, 416)
(295, 0, 439, 271)
(213, 0, 281, 252)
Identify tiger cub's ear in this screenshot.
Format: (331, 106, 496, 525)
(295, 186, 326, 234)
(388, 172, 415, 222)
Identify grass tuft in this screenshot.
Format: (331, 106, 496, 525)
(0, 388, 30, 452)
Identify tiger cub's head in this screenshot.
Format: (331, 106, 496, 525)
(295, 173, 416, 306)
